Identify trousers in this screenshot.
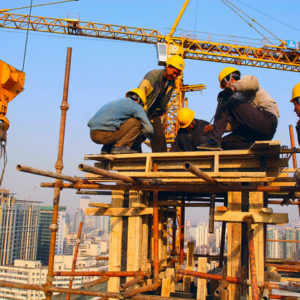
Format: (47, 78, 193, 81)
(211, 99, 278, 150)
(90, 118, 141, 147)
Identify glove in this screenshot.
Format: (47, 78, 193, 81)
(203, 124, 213, 134)
(217, 87, 234, 105)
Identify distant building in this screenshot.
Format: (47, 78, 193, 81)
(36, 206, 66, 265)
(0, 256, 107, 299)
(195, 224, 208, 247)
(285, 227, 297, 260)
(266, 227, 280, 259)
(0, 190, 40, 266)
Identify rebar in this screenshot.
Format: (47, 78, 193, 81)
(123, 281, 162, 299)
(53, 271, 149, 277)
(184, 161, 218, 184)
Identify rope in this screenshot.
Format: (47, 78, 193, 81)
(22, 0, 33, 72)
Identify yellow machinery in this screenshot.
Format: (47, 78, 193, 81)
(0, 60, 25, 138)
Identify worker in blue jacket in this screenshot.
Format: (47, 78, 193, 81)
(88, 89, 153, 154)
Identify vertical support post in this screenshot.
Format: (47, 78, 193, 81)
(172, 213, 177, 256)
(161, 278, 171, 297)
(46, 47, 72, 300)
(183, 241, 194, 292)
(227, 192, 242, 299)
(66, 221, 83, 300)
(153, 164, 159, 280)
(209, 193, 216, 233)
(107, 191, 125, 298)
(197, 257, 207, 300)
(219, 221, 226, 267)
(179, 198, 185, 265)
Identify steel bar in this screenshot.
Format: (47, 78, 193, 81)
(40, 181, 300, 193)
(265, 264, 300, 272)
(209, 193, 216, 233)
(82, 277, 109, 289)
(132, 296, 192, 300)
(267, 282, 300, 293)
(153, 163, 159, 280)
(219, 221, 226, 267)
(120, 276, 144, 291)
(123, 281, 162, 299)
(76, 190, 112, 195)
(269, 295, 299, 299)
(268, 200, 300, 205)
(289, 125, 298, 169)
(177, 269, 242, 284)
(96, 256, 109, 260)
(171, 213, 177, 256)
(46, 47, 72, 300)
(184, 161, 218, 184)
(245, 216, 259, 300)
(179, 199, 185, 264)
(53, 271, 148, 277)
(266, 239, 300, 243)
(0, 281, 119, 298)
(78, 163, 138, 184)
(17, 164, 79, 182)
(66, 221, 83, 300)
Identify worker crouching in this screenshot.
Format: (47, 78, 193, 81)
(198, 67, 280, 150)
(171, 108, 212, 152)
(88, 89, 153, 154)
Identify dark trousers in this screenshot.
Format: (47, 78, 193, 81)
(150, 116, 167, 152)
(211, 99, 277, 150)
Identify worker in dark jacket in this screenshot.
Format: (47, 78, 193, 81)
(88, 89, 153, 154)
(290, 82, 300, 146)
(171, 108, 212, 152)
(198, 67, 280, 150)
(138, 55, 185, 152)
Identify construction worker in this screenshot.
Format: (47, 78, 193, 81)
(171, 108, 212, 152)
(138, 54, 185, 152)
(88, 89, 153, 154)
(290, 82, 300, 146)
(198, 67, 280, 150)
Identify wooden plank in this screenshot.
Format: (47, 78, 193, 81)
(183, 241, 195, 292)
(214, 211, 288, 224)
(165, 268, 175, 293)
(85, 207, 153, 216)
(88, 202, 111, 208)
(197, 257, 207, 300)
(161, 278, 171, 297)
(227, 191, 242, 299)
(107, 190, 124, 297)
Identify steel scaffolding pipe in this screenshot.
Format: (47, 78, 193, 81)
(120, 276, 144, 291)
(153, 163, 159, 279)
(183, 161, 218, 184)
(122, 280, 162, 299)
(177, 269, 242, 284)
(0, 281, 119, 298)
(17, 164, 80, 182)
(132, 295, 192, 300)
(53, 271, 149, 277)
(265, 264, 300, 272)
(78, 163, 139, 184)
(267, 282, 300, 294)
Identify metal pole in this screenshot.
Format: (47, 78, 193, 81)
(179, 198, 185, 264)
(153, 163, 159, 280)
(184, 162, 218, 184)
(208, 193, 216, 233)
(289, 125, 297, 168)
(123, 281, 162, 299)
(219, 221, 226, 267)
(53, 271, 149, 277)
(66, 221, 83, 300)
(46, 47, 72, 300)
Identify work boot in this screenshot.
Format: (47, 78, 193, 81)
(101, 144, 113, 154)
(111, 146, 138, 154)
(197, 139, 222, 151)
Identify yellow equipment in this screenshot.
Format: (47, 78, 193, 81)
(126, 88, 146, 105)
(177, 107, 195, 128)
(0, 60, 25, 131)
(290, 82, 300, 102)
(166, 55, 185, 72)
(218, 67, 241, 88)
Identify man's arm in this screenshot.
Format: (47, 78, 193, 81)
(133, 105, 154, 136)
(296, 120, 300, 146)
(232, 75, 259, 92)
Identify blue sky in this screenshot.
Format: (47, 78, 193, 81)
(0, 0, 299, 223)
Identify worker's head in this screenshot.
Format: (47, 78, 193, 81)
(126, 88, 146, 107)
(165, 55, 185, 80)
(177, 107, 195, 129)
(290, 82, 300, 118)
(219, 67, 241, 89)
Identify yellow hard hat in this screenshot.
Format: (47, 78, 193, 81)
(218, 67, 240, 88)
(126, 88, 146, 105)
(166, 55, 185, 72)
(290, 82, 300, 102)
(177, 108, 195, 128)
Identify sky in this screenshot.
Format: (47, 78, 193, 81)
(0, 0, 299, 224)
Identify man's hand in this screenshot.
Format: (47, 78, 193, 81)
(217, 87, 234, 105)
(203, 124, 213, 134)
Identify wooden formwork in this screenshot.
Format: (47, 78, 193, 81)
(81, 141, 297, 299)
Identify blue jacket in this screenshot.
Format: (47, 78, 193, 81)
(88, 98, 153, 136)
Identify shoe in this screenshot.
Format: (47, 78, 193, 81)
(101, 144, 113, 154)
(197, 139, 222, 151)
(111, 146, 138, 154)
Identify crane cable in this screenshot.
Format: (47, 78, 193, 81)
(0, 141, 7, 186)
(0, 0, 78, 13)
(222, 0, 285, 45)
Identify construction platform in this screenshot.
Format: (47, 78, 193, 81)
(13, 140, 300, 299)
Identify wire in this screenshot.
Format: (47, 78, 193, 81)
(22, 0, 33, 72)
(0, 142, 7, 186)
(234, 0, 300, 33)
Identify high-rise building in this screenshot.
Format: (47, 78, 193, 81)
(266, 227, 280, 259)
(285, 227, 297, 260)
(74, 208, 85, 233)
(0, 190, 40, 266)
(36, 206, 66, 265)
(195, 223, 208, 247)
